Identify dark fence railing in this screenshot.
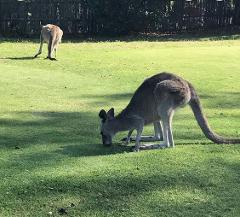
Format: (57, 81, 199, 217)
(0, 0, 239, 37)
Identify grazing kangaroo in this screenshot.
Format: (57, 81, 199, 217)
(99, 72, 240, 151)
(34, 24, 63, 60)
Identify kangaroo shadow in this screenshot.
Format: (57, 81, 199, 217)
(0, 56, 35, 60)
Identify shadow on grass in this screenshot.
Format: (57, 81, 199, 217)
(0, 89, 239, 153)
(0, 56, 35, 60)
(63, 30, 240, 43)
(0, 105, 239, 215)
(78, 93, 134, 107)
(1, 30, 240, 43)
(3, 155, 240, 216)
(0, 108, 238, 152)
(0, 111, 97, 146)
(0, 88, 239, 150)
(199, 92, 240, 109)
(0, 111, 132, 155)
(84, 93, 134, 101)
(80, 90, 240, 110)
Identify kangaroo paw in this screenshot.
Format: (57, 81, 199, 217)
(132, 146, 140, 152)
(122, 136, 162, 142)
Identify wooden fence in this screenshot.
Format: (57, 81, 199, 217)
(0, 0, 238, 37)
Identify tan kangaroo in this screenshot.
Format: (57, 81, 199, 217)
(99, 72, 240, 151)
(34, 24, 63, 60)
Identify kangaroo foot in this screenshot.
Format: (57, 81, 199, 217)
(139, 144, 167, 150)
(132, 146, 140, 152)
(45, 57, 57, 61)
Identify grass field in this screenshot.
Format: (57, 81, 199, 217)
(0, 37, 240, 217)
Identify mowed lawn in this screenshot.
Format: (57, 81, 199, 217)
(0, 38, 240, 217)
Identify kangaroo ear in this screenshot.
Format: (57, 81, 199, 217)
(99, 109, 107, 121)
(107, 108, 114, 118)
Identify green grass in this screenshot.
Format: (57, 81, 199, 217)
(0, 38, 240, 217)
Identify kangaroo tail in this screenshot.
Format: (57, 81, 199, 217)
(39, 30, 43, 43)
(188, 83, 240, 144)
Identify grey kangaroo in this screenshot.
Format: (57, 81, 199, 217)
(99, 72, 240, 151)
(34, 24, 63, 60)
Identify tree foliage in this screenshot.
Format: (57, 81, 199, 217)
(0, 0, 238, 36)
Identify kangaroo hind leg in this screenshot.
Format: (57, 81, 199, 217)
(154, 121, 163, 141)
(154, 79, 189, 148)
(47, 35, 56, 60)
(158, 108, 175, 148)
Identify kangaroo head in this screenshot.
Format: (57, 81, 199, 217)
(99, 108, 115, 146)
